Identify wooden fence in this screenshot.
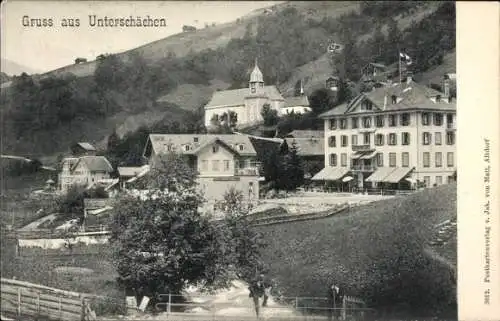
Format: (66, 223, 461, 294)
(0, 278, 97, 321)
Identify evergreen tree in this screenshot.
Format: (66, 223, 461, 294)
(279, 140, 304, 191)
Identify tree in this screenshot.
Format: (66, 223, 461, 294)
(308, 88, 335, 114)
(278, 140, 304, 191)
(220, 188, 267, 282)
(109, 153, 231, 306)
(260, 104, 279, 126)
(56, 185, 86, 222)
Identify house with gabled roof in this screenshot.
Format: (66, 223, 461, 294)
(142, 134, 260, 205)
(204, 60, 285, 128)
(315, 75, 456, 191)
(70, 142, 97, 157)
(59, 155, 113, 193)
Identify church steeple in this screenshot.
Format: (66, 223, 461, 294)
(249, 58, 264, 94)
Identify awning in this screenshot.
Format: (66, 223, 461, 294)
(359, 150, 378, 160)
(365, 167, 396, 182)
(311, 167, 350, 181)
(384, 167, 414, 183)
(350, 150, 377, 160)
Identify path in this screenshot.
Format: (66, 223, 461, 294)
(19, 213, 57, 231)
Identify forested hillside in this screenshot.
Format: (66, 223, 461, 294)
(1, 1, 455, 161)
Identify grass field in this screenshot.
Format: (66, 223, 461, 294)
(257, 184, 457, 319)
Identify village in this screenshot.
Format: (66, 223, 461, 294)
(1, 2, 460, 321)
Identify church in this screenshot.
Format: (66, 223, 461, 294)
(204, 61, 285, 128)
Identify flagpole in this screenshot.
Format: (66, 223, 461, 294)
(398, 50, 402, 85)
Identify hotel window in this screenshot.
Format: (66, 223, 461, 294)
(391, 95, 397, 104)
(212, 160, 220, 171)
(330, 119, 337, 130)
(389, 152, 397, 167)
(447, 152, 454, 167)
(251, 83, 256, 93)
(422, 113, 430, 125)
(351, 134, 358, 146)
(436, 95, 441, 102)
(223, 160, 230, 171)
(362, 116, 372, 128)
(341, 135, 348, 147)
(424, 176, 431, 187)
(388, 114, 397, 127)
(435, 152, 442, 167)
(329, 153, 337, 166)
(363, 133, 371, 145)
(388, 133, 397, 145)
(435, 132, 442, 145)
(400, 113, 410, 126)
(375, 134, 384, 146)
(375, 115, 385, 127)
(423, 132, 432, 145)
(402, 152, 410, 167)
(446, 132, 455, 145)
(239, 144, 244, 151)
(351, 117, 359, 129)
(434, 113, 443, 126)
(447, 176, 454, 184)
(328, 136, 336, 147)
(436, 176, 443, 185)
(423, 152, 430, 168)
(341, 153, 348, 167)
(402, 132, 411, 145)
(201, 160, 208, 171)
(376, 153, 384, 167)
(340, 118, 347, 129)
(212, 145, 219, 153)
(447, 114, 454, 126)
(362, 100, 373, 110)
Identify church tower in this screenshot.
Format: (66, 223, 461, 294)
(245, 59, 267, 124)
(249, 59, 265, 95)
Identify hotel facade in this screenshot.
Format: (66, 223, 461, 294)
(314, 76, 456, 190)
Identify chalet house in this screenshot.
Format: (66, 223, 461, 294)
(70, 142, 97, 157)
(59, 156, 114, 193)
(315, 74, 456, 191)
(282, 95, 312, 115)
(142, 134, 260, 205)
(204, 61, 285, 128)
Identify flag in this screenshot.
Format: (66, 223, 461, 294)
(399, 52, 413, 65)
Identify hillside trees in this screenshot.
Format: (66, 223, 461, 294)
(261, 104, 279, 127)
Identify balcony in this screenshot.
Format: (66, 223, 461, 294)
(351, 164, 375, 172)
(235, 167, 259, 176)
(352, 144, 373, 152)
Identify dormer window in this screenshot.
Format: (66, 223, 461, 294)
(239, 144, 244, 151)
(361, 100, 373, 110)
(391, 95, 397, 104)
(436, 95, 441, 102)
(193, 137, 199, 143)
(212, 145, 219, 153)
(184, 145, 191, 151)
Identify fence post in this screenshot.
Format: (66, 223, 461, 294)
(17, 288, 21, 316)
(59, 296, 63, 321)
(341, 296, 346, 321)
(37, 291, 40, 314)
(167, 294, 171, 314)
(295, 297, 299, 311)
(81, 297, 86, 321)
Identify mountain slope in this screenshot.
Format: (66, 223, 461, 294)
(258, 183, 457, 318)
(1, 59, 43, 76)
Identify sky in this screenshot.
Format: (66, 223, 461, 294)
(1, 1, 281, 74)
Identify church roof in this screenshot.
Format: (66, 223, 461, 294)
(250, 63, 264, 83)
(284, 95, 310, 108)
(205, 86, 284, 110)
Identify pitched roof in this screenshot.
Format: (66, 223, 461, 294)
(74, 142, 96, 151)
(286, 130, 324, 139)
(287, 137, 324, 156)
(205, 86, 284, 109)
(73, 156, 113, 172)
(118, 165, 149, 177)
(144, 134, 257, 158)
(250, 63, 264, 83)
(319, 80, 456, 118)
(284, 95, 310, 108)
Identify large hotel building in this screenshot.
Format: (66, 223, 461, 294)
(314, 75, 456, 190)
